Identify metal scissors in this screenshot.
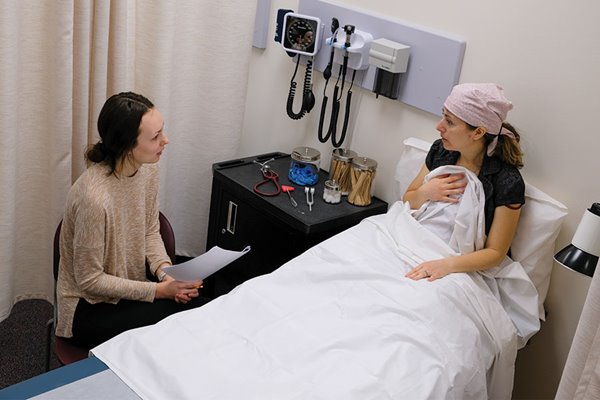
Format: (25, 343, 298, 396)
(253, 159, 281, 197)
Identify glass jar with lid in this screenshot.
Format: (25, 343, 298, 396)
(323, 179, 341, 204)
(347, 157, 377, 206)
(329, 148, 357, 196)
(288, 146, 320, 186)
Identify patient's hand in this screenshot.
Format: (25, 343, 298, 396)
(420, 173, 466, 203)
(405, 258, 453, 282)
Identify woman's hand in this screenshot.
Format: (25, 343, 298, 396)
(405, 258, 455, 282)
(419, 173, 466, 203)
(155, 279, 203, 304)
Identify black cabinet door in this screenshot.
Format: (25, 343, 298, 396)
(207, 187, 307, 296)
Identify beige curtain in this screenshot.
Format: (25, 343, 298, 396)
(0, 0, 257, 322)
(556, 262, 600, 399)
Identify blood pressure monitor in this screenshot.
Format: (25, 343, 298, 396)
(281, 13, 322, 56)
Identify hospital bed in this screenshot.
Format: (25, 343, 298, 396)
(0, 357, 137, 400)
(4, 138, 568, 399)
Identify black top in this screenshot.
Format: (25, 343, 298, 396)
(425, 139, 525, 235)
(211, 154, 388, 235)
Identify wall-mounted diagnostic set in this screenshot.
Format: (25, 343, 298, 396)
(273, 0, 466, 148)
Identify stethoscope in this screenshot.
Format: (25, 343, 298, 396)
(318, 22, 356, 148)
(252, 159, 281, 197)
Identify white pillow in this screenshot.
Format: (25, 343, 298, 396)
(394, 137, 432, 200)
(511, 183, 568, 320)
(394, 137, 568, 320)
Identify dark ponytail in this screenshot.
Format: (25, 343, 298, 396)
(85, 141, 107, 164)
(485, 122, 524, 168)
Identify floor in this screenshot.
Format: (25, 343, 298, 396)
(0, 299, 61, 389)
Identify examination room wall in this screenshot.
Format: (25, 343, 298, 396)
(238, 0, 600, 398)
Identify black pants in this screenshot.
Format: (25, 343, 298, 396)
(70, 296, 212, 348)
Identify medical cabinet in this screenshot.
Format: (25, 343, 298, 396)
(205, 152, 388, 297)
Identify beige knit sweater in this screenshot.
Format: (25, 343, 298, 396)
(56, 163, 171, 338)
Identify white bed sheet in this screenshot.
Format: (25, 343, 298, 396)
(92, 198, 529, 400)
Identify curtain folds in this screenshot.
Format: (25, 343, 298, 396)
(0, 0, 257, 322)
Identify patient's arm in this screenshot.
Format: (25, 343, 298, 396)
(403, 164, 466, 209)
(406, 205, 522, 281)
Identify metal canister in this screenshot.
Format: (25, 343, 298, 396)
(289, 146, 321, 186)
(347, 157, 377, 206)
(329, 148, 357, 195)
(323, 179, 341, 204)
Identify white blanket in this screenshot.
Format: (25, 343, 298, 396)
(413, 165, 486, 254)
(92, 175, 537, 399)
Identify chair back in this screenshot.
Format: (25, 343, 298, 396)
(158, 211, 176, 263)
(53, 220, 63, 280)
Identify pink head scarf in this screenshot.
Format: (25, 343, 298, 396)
(443, 83, 514, 156)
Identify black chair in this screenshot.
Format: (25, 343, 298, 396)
(45, 212, 176, 370)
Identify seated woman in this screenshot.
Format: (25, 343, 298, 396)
(56, 92, 211, 348)
(404, 83, 525, 282)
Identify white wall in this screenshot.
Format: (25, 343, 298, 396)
(239, 0, 600, 398)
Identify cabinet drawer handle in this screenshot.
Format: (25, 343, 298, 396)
(226, 201, 238, 234)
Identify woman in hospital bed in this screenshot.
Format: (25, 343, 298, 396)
(404, 83, 525, 282)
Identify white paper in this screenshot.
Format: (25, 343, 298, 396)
(162, 246, 251, 281)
